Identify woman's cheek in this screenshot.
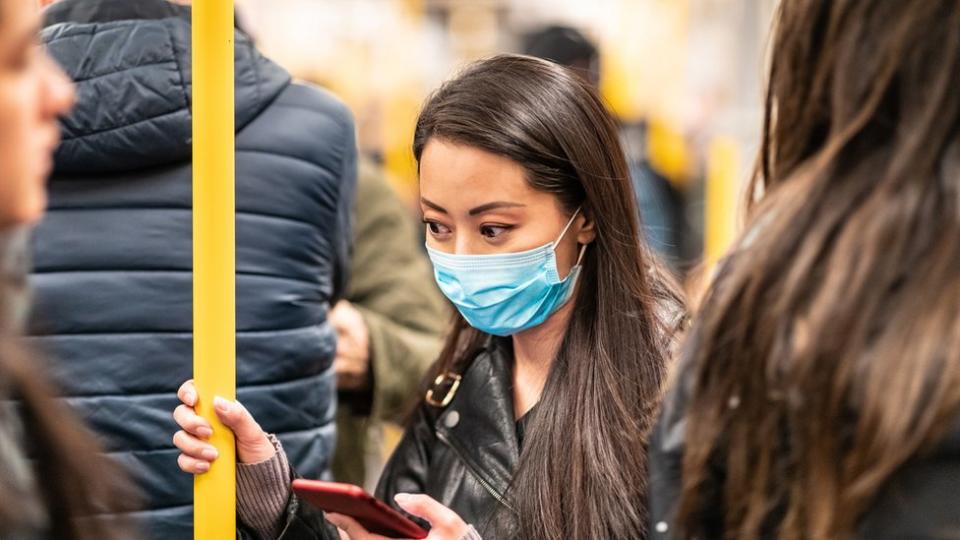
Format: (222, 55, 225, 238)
(0, 80, 48, 226)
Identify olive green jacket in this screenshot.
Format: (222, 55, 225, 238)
(332, 160, 449, 485)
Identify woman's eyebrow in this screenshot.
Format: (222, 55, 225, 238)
(0, 23, 38, 65)
(468, 201, 526, 216)
(420, 197, 448, 214)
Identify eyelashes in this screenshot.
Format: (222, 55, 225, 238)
(480, 225, 512, 238)
(423, 219, 451, 237)
(423, 220, 514, 240)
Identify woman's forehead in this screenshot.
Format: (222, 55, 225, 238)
(419, 140, 537, 202)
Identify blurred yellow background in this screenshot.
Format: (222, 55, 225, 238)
(237, 0, 776, 206)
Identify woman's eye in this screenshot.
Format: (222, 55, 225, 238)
(425, 221, 451, 236)
(11, 44, 39, 72)
(480, 225, 509, 239)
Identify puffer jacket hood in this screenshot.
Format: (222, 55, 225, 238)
(42, 0, 290, 174)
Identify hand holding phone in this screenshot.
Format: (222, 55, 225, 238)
(292, 479, 428, 539)
(293, 480, 471, 539)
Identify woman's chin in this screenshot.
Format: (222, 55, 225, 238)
(37, 152, 54, 182)
(18, 190, 47, 226)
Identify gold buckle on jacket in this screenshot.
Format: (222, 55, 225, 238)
(425, 372, 462, 407)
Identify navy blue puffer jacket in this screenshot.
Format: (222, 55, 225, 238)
(29, 1, 357, 537)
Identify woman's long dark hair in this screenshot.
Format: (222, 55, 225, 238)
(677, 2, 960, 538)
(0, 241, 137, 537)
(414, 54, 684, 539)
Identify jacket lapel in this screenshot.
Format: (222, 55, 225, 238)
(435, 337, 520, 500)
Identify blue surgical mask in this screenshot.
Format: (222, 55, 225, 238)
(427, 208, 586, 336)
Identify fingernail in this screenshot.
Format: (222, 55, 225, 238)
(186, 390, 196, 404)
(394, 493, 412, 504)
(196, 426, 213, 438)
(196, 462, 210, 473)
(201, 447, 219, 461)
(213, 396, 230, 413)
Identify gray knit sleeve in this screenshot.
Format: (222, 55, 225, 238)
(237, 434, 292, 539)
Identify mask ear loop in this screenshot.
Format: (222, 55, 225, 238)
(554, 206, 583, 246)
(556, 206, 588, 269)
(574, 242, 588, 266)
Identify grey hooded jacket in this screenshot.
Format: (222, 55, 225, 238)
(29, 1, 357, 537)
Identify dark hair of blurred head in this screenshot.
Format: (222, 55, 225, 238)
(522, 25, 600, 87)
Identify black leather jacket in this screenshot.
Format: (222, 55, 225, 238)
(259, 337, 527, 539)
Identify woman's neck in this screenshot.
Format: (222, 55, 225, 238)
(510, 299, 574, 419)
(0, 227, 30, 334)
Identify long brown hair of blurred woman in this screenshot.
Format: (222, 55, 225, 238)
(0, 268, 137, 539)
(675, 1, 960, 538)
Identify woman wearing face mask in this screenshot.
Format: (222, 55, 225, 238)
(0, 0, 135, 537)
(173, 54, 684, 540)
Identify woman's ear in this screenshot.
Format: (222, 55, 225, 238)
(576, 209, 597, 245)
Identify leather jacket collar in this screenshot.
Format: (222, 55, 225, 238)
(434, 336, 528, 504)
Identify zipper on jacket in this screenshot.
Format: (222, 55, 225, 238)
(436, 429, 515, 512)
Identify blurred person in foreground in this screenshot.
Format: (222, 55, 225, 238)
(0, 0, 136, 537)
(331, 158, 449, 489)
(649, 1, 960, 538)
(32, 0, 357, 537)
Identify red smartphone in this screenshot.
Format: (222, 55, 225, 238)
(291, 479, 429, 539)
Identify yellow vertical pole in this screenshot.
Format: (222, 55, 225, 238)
(192, 0, 236, 539)
(705, 136, 740, 267)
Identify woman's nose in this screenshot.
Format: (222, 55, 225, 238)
(453, 236, 477, 256)
(41, 53, 76, 118)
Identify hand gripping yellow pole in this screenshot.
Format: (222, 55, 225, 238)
(192, 1, 236, 538)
